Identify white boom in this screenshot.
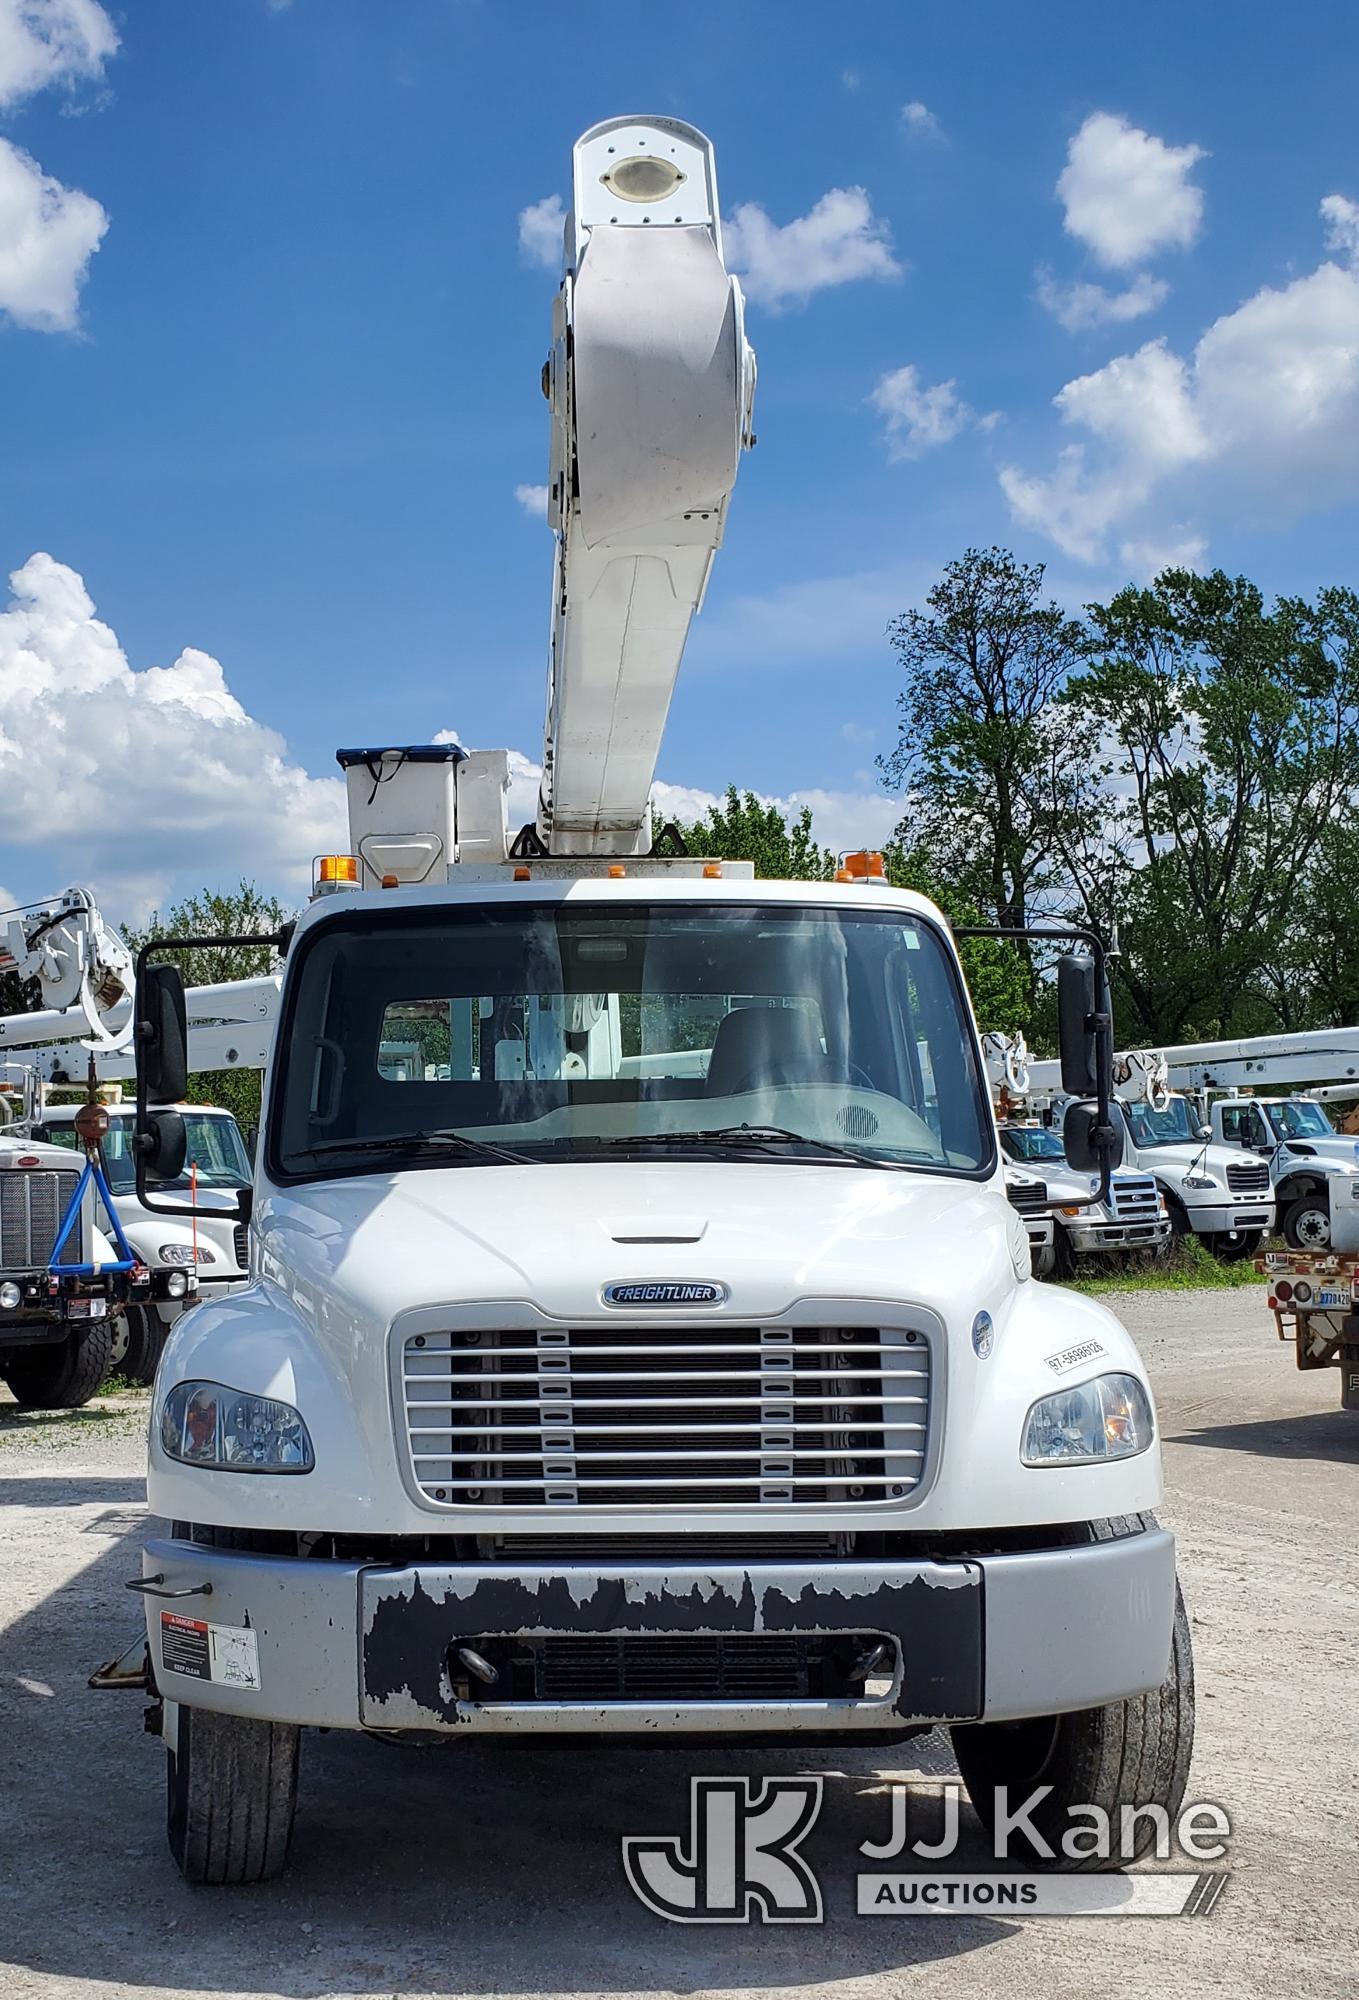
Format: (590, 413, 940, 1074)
(0, 887, 133, 1050)
(0, 882, 278, 1088)
(1030, 1026, 1359, 1100)
(536, 116, 756, 856)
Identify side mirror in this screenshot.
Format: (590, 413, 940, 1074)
(1064, 1099, 1123, 1175)
(137, 1109, 187, 1183)
(1198, 1124, 1212, 1141)
(136, 963, 188, 1104)
(1057, 952, 1111, 1099)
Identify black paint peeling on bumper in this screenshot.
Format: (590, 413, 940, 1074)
(360, 1564, 983, 1725)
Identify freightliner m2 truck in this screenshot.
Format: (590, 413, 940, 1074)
(118, 118, 1193, 1884)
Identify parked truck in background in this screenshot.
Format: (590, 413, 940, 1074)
(999, 1122, 1170, 1277)
(1210, 1096, 1359, 1251)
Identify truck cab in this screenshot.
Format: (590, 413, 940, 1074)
(1115, 1090, 1274, 1259)
(1211, 1096, 1359, 1250)
(132, 875, 1190, 1883)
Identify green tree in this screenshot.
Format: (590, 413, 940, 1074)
(684, 789, 835, 879)
(880, 547, 1100, 996)
(883, 846, 1029, 1034)
(1069, 571, 1359, 1041)
(124, 881, 292, 1131)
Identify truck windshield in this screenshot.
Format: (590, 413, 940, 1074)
(270, 902, 994, 1179)
(1267, 1101, 1333, 1141)
(42, 1113, 251, 1194)
(1000, 1126, 1067, 1163)
(1122, 1096, 1198, 1148)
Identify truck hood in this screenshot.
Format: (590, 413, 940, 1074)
(257, 1160, 1027, 1327)
(1274, 1136, 1359, 1171)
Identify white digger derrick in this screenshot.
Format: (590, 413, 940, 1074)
(0, 883, 279, 1089)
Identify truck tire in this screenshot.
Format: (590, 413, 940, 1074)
(166, 1701, 300, 1885)
(122, 1304, 169, 1387)
(1208, 1229, 1263, 1262)
(1051, 1226, 1077, 1282)
(1, 1320, 114, 1409)
(951, 1538, 1194, 1871)
(1282, 1196, 1331, 1251)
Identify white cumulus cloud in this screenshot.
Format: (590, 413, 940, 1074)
(1036, 268, 1169, 332)
(1002, 202, 1359, 563)
(0, 137, 106, 330)
(900, 100, 940, 137)
(518, 193, 564, 270)
(1320, 192, 1359, 264)
(723, 186, 901, 310)
(1057, 112, 1206, 269)
(0, 554, 345, 915)
(514, 483, 548, 518)
(870, 363, 973, 459)
(0, 0, 116, 109)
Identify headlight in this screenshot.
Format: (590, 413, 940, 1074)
(0, 1280, 21, 1309)
(1182, 1174, 1218, 1190)
(159, 1380, 314, 1473)
(1022, 1372, 1154, 1466)
(159, 1243, 216, 1265)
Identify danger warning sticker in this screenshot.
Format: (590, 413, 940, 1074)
(160, 1612, 261, 1690)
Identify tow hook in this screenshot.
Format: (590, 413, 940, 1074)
(451, 1642, 510, 1700)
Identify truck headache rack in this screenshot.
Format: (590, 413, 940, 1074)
(400, 1323, 932, 1508)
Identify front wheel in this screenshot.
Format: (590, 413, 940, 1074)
(951, 1579, 1194, 1870)
(1282, 1197, 1331, 1251)
(1, 1320, 113, 1409)
(166, 1700, 300, 1885)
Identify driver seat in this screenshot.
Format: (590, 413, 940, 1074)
(704, 1007, 829, 1097)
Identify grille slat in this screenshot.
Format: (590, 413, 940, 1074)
(401, 1322, 931, 1509)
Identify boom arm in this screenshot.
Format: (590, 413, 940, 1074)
(0, 886, 132, 1050)
(536, 117, 756, 856)
(0, 976, 280, 1088)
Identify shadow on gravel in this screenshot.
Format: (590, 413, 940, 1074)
(0, 1476, 1015, 1995)
(1168, 1408, 1359, 1465)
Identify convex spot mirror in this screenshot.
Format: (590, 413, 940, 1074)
(1064, 1099, 1123, 1176)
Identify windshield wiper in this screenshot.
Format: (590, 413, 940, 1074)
(292, 1130, 534, 1168)
(570, 1125, 914, 1168)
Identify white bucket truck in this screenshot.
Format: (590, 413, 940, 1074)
(1026, 1048, 1274, 1259)
(114, 118, 1192, 1885)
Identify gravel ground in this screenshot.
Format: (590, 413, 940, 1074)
(0, 1289, 1354, 2000)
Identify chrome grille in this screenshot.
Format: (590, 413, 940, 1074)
(0, 1171, 83, 1270)
(1226, 1160, 1270, 1195)
(401, 1323, 931, 1508)
(1110, 1173, 1160, 1222)
(232, 1221, 249, 1272)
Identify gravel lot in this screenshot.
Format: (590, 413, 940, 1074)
(0, 1289, 1354, 2000)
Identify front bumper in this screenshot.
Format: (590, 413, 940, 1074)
(142, 1527, 1176, 1735)
(1187, 1199, 1274, 1235)
(1064, 1217, 1172, 1255)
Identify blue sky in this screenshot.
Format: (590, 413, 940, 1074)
(1, 0, 1358, 918)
